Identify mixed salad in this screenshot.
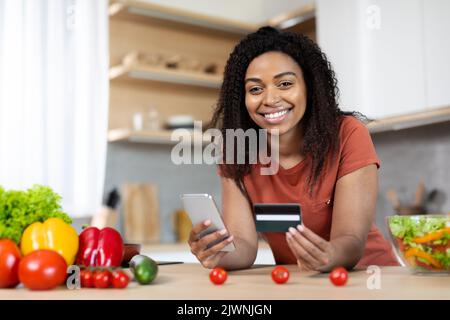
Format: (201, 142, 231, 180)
(388, 216, 450, 271)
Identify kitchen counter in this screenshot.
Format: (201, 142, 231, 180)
(140, 241, 276, 264)
(1, 264, 449, 300)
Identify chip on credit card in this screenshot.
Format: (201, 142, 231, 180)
(254, 203, 302, 232)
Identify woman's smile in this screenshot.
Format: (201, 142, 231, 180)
(258, 107, 293, 124)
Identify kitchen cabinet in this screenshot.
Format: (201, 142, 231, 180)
(316, 0, 450, 120)
(423, 0, 450, 109)
(1, 264, 449, 299)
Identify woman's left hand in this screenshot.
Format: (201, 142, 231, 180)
(286, 224, 335, 272)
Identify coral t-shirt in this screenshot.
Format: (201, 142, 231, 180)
(238, 116, 399, 267)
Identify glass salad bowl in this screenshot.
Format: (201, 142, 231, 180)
(387, 215, 450, 275)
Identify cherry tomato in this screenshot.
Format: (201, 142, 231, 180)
(0, 239, 21, 288)
(80, 269, 95, 288)
(112, 270, 130, 289)
(271, 266, 290, 284)
(94, 270, 112, 288)
(19, 250, 67, 290)
(209, 267, 227, 285)
(329, 267, 348, 286)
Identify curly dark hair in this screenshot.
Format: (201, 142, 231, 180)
(211, 26, 360, 197)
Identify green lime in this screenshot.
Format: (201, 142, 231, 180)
(130, 255, 158, 285)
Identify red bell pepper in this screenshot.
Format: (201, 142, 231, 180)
(76, 227, 124, 267)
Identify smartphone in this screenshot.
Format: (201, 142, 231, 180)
(254, 203, 302, 232)
(180, 193, 235, 252)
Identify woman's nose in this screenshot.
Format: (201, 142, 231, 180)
(262, 87, 281, 106)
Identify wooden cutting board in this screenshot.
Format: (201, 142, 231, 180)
(122, 183, 160, 244)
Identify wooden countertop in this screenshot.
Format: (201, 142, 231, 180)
(1, 264, 449, 300)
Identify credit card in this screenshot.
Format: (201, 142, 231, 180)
(254, 203, 302, 232)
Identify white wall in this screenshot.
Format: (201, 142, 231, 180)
(317, 0, 450, 119)
(423, 0, 450, 108)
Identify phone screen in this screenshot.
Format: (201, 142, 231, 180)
(181, 194, 235, 252)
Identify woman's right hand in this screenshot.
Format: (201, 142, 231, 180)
(188, 219, 234, 269)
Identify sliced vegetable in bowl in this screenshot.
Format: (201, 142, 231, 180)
(387, 215, 450, 274)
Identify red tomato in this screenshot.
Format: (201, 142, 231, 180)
(19, 250, 67, 290)
(329, 267, 348, 286)
(271, 266, 290, 284)
(112, 270, 130, 289)
(0, 239, 21, 288)
(209, 267, 227, 285)
(94, 270, 112, 288)
(80, 269, 95, 288)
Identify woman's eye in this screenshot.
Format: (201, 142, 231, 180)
(278, 81, 292, 88)
(249, 87, 262, 94)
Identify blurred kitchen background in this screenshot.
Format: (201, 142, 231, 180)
(0, 0, 449, 263)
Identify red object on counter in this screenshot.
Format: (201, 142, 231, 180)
(94, 270, 112, 289)
(271, 266, 290, 284)
(329, 267, 348, 286)
(0, 239, 21, 288)
(80, 269, 95, 288)
(209, 267, 227, 285)
(76, 227, 124, 267)
(19, 250, 67, 290)
(112, 270, 130, 289)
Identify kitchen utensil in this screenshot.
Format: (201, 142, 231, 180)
(122, 183, 160, 244)
(122, 51, 138, 68)
(166, 115, 194, 129)
(172, 209, 192, 243)
(386, 188, 401, 208)
(203, 62, 218, 74)
(425, 189, 444, 214)
(139, 52, 164, 67)
(90, 188, 120, 229)
(414, 181, 425, 207)
(133, 112, 144, 131)
(165, 54, 181, 69)
(122, 243, 142, 267)
(146, 106, 160, 131)
(395, 206, 426, 216)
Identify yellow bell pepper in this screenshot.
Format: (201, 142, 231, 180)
(20, 217, 79, 266)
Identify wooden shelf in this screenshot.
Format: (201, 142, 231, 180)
(108, 128, 213, 145)
(109, 0, 316, 35)
(266, 3, 315, 30)
(108, 107, 450, 145)
(109, 0, 258, 35)
(367, 105, 450, 133)
(109, 61, 222, 88)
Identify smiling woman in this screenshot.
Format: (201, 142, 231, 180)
(187, 26, 399, 272)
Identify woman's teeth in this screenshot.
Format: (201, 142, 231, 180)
(264, 109, 289, 119)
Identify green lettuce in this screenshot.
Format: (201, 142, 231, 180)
(432, 249, 450, 269)
(0, 185, 71, 244)
(389, 216, 448, 245)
